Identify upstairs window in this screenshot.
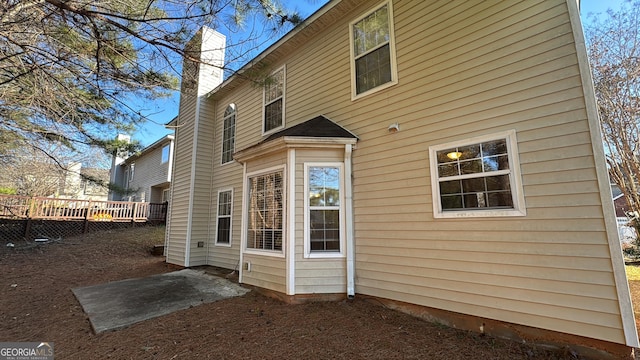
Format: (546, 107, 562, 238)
(263, 67, 285, 134)
(350, 1, 397, 98)
(221, 104, 236, 164)
(429, 130, 526, 218)
(161, 144, 170, 164)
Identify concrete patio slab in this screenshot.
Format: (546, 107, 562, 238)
(72, 269, 249, 333)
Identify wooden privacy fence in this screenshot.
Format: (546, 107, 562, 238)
(0, 194, 167, 222)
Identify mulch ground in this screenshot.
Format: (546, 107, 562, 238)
(0, 226, 620, 359)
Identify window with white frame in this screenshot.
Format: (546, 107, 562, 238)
(161, 144, 170, 164)
(350, 1, 397, 98)
(429, 130, 526, 218)
(216, 189, 233, 245)
(221, 104, 236, 164)
(246, 170, 283, 251)
(306, 164, 343, 256)
(263, 67, 285, 134)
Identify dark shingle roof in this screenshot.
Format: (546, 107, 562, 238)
(263, 115, 357, 143)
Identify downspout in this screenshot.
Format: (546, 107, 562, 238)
(345, 144, 355, 298)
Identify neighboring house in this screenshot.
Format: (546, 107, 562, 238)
(165, 0, 639, 356)
(58, 162, 109, 201)
(109, 134, 174, 203)
(612, 184, 638, 247)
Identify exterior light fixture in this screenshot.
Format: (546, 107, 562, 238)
(388, 123, 400, 133)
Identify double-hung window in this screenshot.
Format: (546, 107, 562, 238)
(305, 164, 343, 257)
(350, 1, 397, 98)
(246, 170, 284, 252)
(221, 104, 236, 164)
(263, 67, 285, 134)
(216, 189, 233, 245)
(429, 130, 526, 218)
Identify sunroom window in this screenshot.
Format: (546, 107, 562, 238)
(429, 130, 526, 218)
(246, 170, 283, 251)
(306, 165, 343, 256)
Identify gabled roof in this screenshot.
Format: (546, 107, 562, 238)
(123, 134, 174, 165)
(234, 116, 357, 163)
(263, 115, 358, 143)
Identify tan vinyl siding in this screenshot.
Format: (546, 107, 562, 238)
(294, 148, 347, 294)
(180, 0, 629, 345)
(166, 95, 197, 266)
(241, 254, 286, 293)
(207, 97, 245, 269)
(343, 0, 623, 343)
(188, 99, 217, 266)
(239, 151, 288, 292)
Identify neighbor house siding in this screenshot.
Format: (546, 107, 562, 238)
(127, 141, 171, 201)
(294, 148, 347, 294)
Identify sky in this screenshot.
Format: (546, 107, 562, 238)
(133, 0, 627, 147)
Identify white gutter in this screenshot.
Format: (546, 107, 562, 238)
(345, 144, 355, 298)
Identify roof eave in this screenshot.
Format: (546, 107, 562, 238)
(206, 0, 343, 99)
(234, 136, 357, 164)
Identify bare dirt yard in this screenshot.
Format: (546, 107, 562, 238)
(0, 226, 620, 359)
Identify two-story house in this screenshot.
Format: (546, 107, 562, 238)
(165, 0, 639, 357)
(110, 134, 174, 204)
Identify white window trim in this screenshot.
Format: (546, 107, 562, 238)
(304, 162, 346, 259)
(221, 103, 236, 165)
(215, 188, 233, 247)
(349, 0, 398, 101)
(242, 165, 286, 258)
(428, 130, 526, 218)
(262, 66, 286, 136)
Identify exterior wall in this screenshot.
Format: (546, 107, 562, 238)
(187, 99, 216, 266)
(294, 148, 347, 294)
(126, 142, 171, 201)
(166, 26, 225, 267)
(241, 152, 288, 293)
(345, 0, 625, 344)
(207, 98, 245, 269)
(177, 0, 635, 346)
(166, 98, 196, 266)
